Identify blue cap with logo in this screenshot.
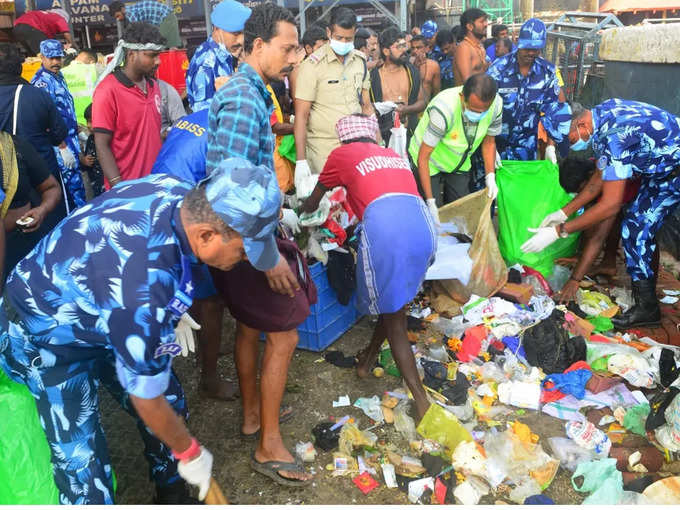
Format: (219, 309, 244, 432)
(421, 20, 438, 39)
(199, 158, 282, 271)
(517, 18, 546, 49)
(40, 39, 64, 58)
(211, 0, 252, 33)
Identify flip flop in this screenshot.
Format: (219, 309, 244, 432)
(250, 454, 312, 487)
(241, 404, 294, 439)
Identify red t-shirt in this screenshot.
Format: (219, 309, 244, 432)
(15, 11, 69, 38)
(92, 70, 162, 185)
(319, 143, 419, 219)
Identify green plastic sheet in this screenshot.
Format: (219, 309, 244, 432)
(0, 367, 58, 504)
(278, 134, 296, 163)
(496, 160, 580, 277)
(623, 403, 651, 436)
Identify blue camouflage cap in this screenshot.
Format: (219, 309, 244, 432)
(210, 0, 252, 33)
(199, 158, 282, 271)
(517, 18, 546, 50)
(40, 39, 64, 58)
(421, 20, 438, 39)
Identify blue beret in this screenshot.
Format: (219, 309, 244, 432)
(211, 0, 252, 33)
(421, 20, 437, 39)
(40, 39, 64, 58)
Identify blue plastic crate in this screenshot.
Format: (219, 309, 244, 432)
(296, 261, 360, 352)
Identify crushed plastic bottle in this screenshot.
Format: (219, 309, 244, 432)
(431, 315, 467, 339)
(394, 401, 418, 443)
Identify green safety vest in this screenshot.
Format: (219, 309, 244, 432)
(61, 62, 99, 126)
(408, 86, 501, 176)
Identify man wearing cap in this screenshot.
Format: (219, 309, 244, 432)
(421, 20, 438, 54)
(301, 114, 437, 420)
(487, 18, 570, 161)
(409, 73, 503, 218)
(294, 7, 376, 176)
(31, 39, 86, 210)
(13, 8, 74, 57)
(207, 4, 315, 486)
(522, 99, 680, 330)
(0, 159, 282, 503)
(109, 0, 181, 48)
(185, 0, 251, 112)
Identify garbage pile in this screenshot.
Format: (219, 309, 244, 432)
(312, 262, 680, 504)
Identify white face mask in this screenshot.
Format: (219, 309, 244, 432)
(330, 38, 353, 56)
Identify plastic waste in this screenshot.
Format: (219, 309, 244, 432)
(577, 290, 616, 316)
(547, 264, 571, 293)
(509, 477, 542, 504)
(393, 402, 418, 443)
(571, 458, 623, 504)
(483, 428, 556, 486)
(416, 403, 473, 453)
(453, 475, 489, 505)
(451, 440, 488, 480)
(497, 381, 541, 410)
(0, 368, 59, 504)
(525, 494, 555, 504)
(547, 437, 600, 472)
(431, 315, 467, 339)
(565, 420, 612, 456)
(607, 353, 656, 388)
(338, 423, 376, 455)
(381, 463, 398, 488)
(428, 344, 449, 363)
(295, 441, 317, 462)
(652, 393, 680, 452)
(312, 421, 341, 451)
(353, 396, 384, 423)
(378, 347, 401, 378)
(440, 400, 475, 421)
(609, 287, 634, 313)
(623, 403, 650, 436)
(407, 476, 434, 503)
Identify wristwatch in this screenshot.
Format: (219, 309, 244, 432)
(557, 223, 569, 239)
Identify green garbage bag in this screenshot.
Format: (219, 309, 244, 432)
(496, 160, 580, 277)
(278, 134, 296, 163)
(0, 367, 58, 504)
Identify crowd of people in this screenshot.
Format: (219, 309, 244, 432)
(1, 0, 680, 504)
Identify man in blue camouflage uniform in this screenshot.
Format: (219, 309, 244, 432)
(522, 99, 680, 329)
(0, 160, 282, 503)
(185, 0, 251, 111)
(487, 18, 571, 161)
(31, 39, 86, 210)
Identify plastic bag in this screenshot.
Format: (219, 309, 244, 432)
(393, 402, 418, 443)
(623, 403, 650, 436)
(387, 116, 407, 159)
(429, 190, 508, 311)
(0, 368, 59, 504)
(496, 160, 579, 277)
(577, 290, 615, 316)
(416, 403, 473, 454)
(571, 458, 623, 504)
(353, 396, 384, 423)
(278, 133, 296, 163)
(547, 437, 599, 472)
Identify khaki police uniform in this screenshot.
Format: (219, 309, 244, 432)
(295, 44, 370, 174)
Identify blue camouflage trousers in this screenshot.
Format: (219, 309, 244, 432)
(621, 172, 680, 281)
(54, 133, 86, 211)
(0, 314, 187, 504)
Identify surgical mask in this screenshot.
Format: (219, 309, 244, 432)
(330, 38, 353, 56)
(570, 125, 592, 151)
(464, 108, 488, 123)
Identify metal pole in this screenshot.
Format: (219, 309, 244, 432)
(116, 19, 123, 39)
(85, 24, 92, 47)
(204, 0, 212, 37)
(399, 0, 407, 31)
(298, 0, 305, 37)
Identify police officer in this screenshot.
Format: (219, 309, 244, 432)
(522, 100, 680, 329)
(409, 73, 503, 220)
(487, 18, 570, 162)
(185, 0, 251, 112)
(293, 7, 376, 176)
(31, 39, 86, 210)
(0, 159, 282, 504)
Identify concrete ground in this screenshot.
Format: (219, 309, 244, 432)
(101, 314, 586, 505)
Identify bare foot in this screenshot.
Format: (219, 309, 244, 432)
(356, 348, 376, 379)
(200, 376, 239, 401)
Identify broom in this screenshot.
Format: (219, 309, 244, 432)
(204, 477, 228, 505)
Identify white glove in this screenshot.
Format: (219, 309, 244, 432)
(294, 160, 315, 198)
(495, 150, 502, 170)
(373, 101, 398, 116)
(174, 312, 200, 357)
(280, 208, 301, 234)
(426, 198, 440, 225)
(545, 145, 557, 164)
(485, 172, 498, 200)
(59, 146, 76, 169)
(538, 208, 568, 228)
(289, 114, 295, 124)
(520, 227, 560, 253)
(177, 446, 213, 501)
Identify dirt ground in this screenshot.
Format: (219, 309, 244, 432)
(101, 314, 587, 505)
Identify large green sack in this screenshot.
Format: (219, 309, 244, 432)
(0, 367, 59, 504)
(496, 160, 580, 277)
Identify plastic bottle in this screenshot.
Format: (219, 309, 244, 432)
(394, 402, 418, 442)
(547, 264, 571, 293)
